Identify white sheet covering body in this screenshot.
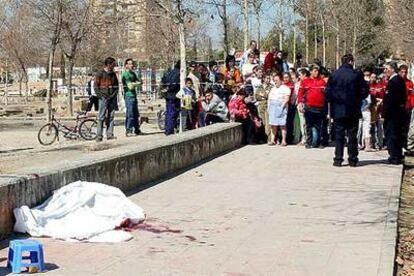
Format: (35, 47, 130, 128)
(13, 181, 145, 242)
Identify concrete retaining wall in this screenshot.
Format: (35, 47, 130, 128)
(0, 123, 243, 238)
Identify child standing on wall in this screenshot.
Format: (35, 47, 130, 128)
(176, 78, 197, 131)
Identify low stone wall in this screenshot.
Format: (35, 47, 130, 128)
(0, 123, 243, 238)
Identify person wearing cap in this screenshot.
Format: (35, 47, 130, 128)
(187, 61, 201, 98)
(382, 62, 407, 164)
(325, 54, 369, 167)
(298, 64, 327, 149)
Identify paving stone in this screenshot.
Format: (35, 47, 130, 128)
(0, 145, 402, 275)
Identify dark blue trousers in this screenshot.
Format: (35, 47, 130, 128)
(165, 98, 180, 135)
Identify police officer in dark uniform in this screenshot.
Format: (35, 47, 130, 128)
(325, 54, 369, 167)
(383, 62, 407, 164)
(161, 62, 181, 135)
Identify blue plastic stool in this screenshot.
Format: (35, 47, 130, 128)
(7, 240, 45, 274)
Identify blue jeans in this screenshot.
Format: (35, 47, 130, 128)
(125, 96, 140, 133)
(305, 109, 324, 147)
(97, 97, 117, 139)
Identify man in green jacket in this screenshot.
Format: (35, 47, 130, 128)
(122, 58, 141, 136)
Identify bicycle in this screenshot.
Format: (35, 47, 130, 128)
(37, 112, 97, 146)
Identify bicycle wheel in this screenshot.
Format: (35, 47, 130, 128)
(38, 123, 58, 146)
(157, 109, 166, 130)
(79, 119, 97, 140)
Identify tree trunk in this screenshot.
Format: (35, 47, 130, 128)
(256, 10, 261, 50)
(243, 0, 249, 50)
(4, 62, 8, 106)
(25, 79, 29, 104)
(178, 21, 186, 133)
(279, 30, 283, 51)
(178, 22, 186, 89)
(293, 23, 297, 65)
(47, 47, 56, 122)
(46, 55, 50, 79)
(321, 15, 326, 66)
(305, 11, 309, 64)
(343, 38, 347, 55)
(19, 76, 22, 96)
(68, 58, 74, 116)
(336, 31, 340, 69)
(314, 25, 318, 59)
(352, 19, 357, 57)
(60, 52, 66, 83)
(222, 0, 229, 56)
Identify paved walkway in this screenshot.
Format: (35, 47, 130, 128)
(0, 145, 402, 276)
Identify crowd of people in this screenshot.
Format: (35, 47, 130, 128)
(89, 40, 414, 167)
(161, 40, 414, 166)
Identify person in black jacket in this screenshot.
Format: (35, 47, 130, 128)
(325, 54, 369, 167)
(95, 57, 119, 142)
(161, 61, 181, 135)
(383, 62, 407, 164)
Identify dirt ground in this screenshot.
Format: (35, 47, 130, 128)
(396, 157, 414, 276)
(0, 120, 164, 174)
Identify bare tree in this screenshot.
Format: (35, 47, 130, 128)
(28, 0, 64, 122)
(60, 0, 95, 115)
(154, 0, 189, 88)
(0, 4, 39, 98)
(203, 0, 230, 56)
(250, 0, 265, 50)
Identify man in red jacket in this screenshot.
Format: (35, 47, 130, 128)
(298, 64, 327, 148)
(399, 64, 414, 149)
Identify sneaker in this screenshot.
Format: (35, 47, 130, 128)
(126, 132, 136, 137)
(305, 144, 311, 149)
(107, 136, 117, 140)
(135, 129, 144, 135)
(333, 161, 342, 167)
(96, 137, 103, 142)
(318, 145, 325, 149)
